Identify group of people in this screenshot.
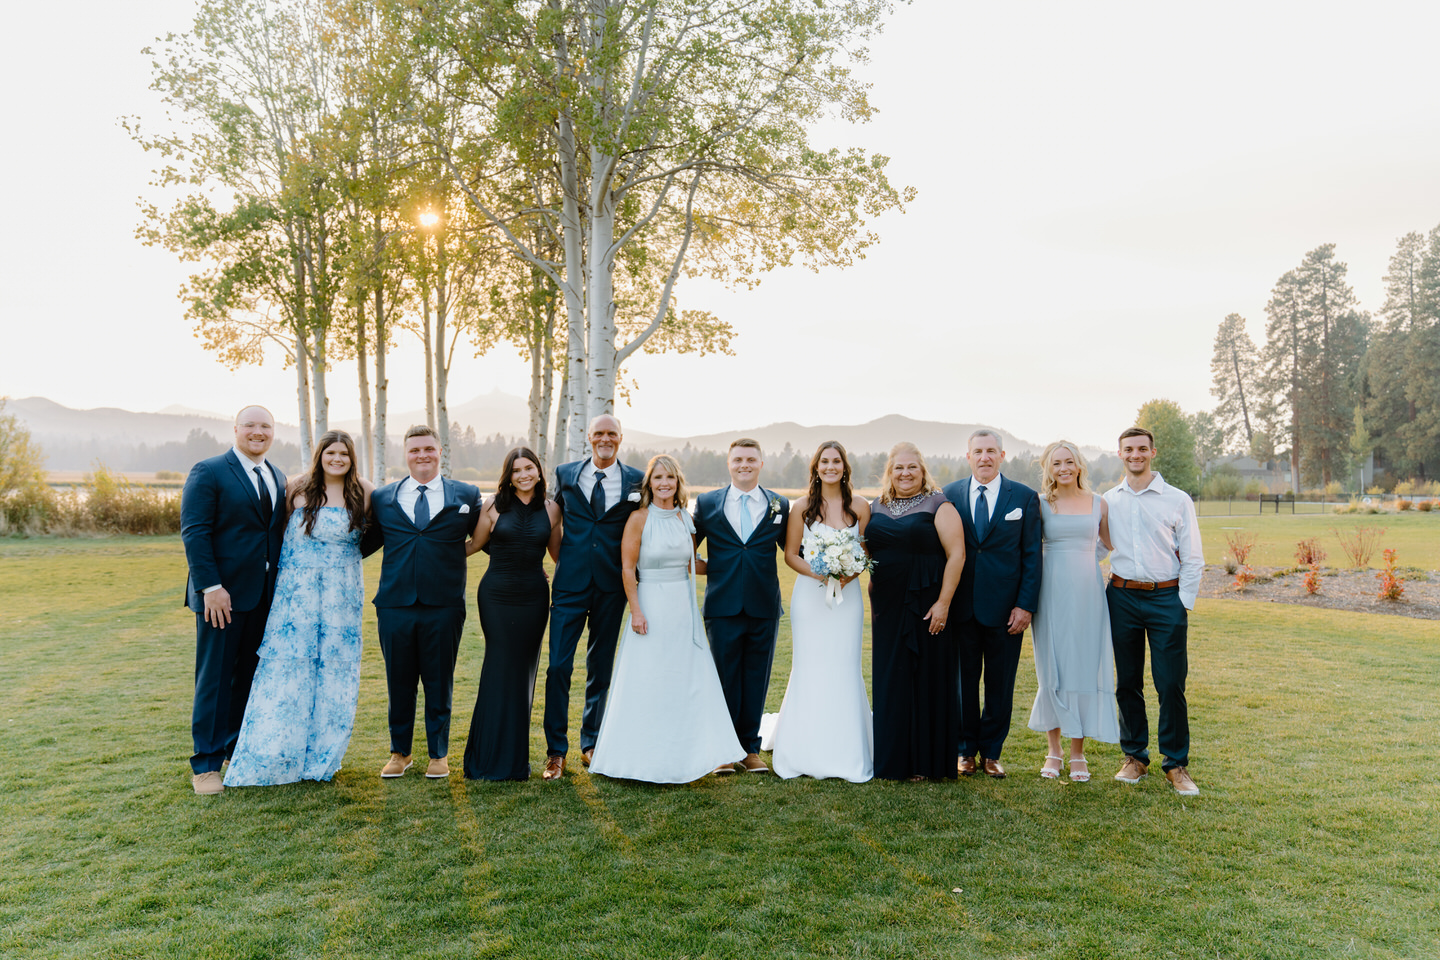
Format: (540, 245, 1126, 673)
(181, 405, 1203, 799)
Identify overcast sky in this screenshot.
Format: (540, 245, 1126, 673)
(4, 1, 1439, 449)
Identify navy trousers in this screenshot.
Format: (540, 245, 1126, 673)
(544, 585, 627, 756)
(956, 618, 1023, 762)
(705, 615, 779, 755)
(191, 598, 270, 774)
(1106, 584, 1189, 770)
(376, 603, 466, 759)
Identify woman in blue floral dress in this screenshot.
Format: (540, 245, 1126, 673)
(225, 430, 373, 787)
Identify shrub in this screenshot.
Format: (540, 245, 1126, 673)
(1419, 500, 1435, 513)
(1333, 525, 1384, 568)
(1222, 556, 1239, 575)
(1396, 498, 1414, 511)
(1294, 538, 1326, 566)
(1366, 485, 1384, 496)
(1393, 479, 1418, 497)
(1376, 549, 1404, 601)
(1304, 563, 1322, 595)
(154, 470, 184, 481)
(0, 397, 55, 535)
(1242, 479, 1266, 499)
(1223, 530, 1257, 566)
(1323, 481, 1346, 497)
(81, 463, 182, 535)
(1202, 464, 1242, 500)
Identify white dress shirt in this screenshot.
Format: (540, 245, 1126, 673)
(233, 445, 278, 505)
(1102, 471, 1205, 610)
(578, 459, 623, 510)
(968, 476, 1001, 524)
(397, 475, 445, 525)
(724, 485, 765, 537)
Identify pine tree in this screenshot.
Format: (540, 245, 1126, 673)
(1209, 313, 1260, 452)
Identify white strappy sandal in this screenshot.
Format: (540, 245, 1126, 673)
(1068, 756, 1090, 782)
(1040, 755, 1064, 779)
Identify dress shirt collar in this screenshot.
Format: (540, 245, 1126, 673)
(232, 445, 269, 472)
(404, 474, 442, 494)
(1118, 472, 1168, 496)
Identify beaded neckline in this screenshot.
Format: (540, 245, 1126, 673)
(883, 492, 930, 517)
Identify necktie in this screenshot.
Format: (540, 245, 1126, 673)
(255, 466, 273, 526)
(591, 471, 607, 516)
(974, 484, 989, 542)
(414, 484, 430, 528)
(739, 491, 754, 540)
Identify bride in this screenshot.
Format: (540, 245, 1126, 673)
(765, 441, 873, 782)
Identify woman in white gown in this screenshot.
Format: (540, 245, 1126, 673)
(764, 441, 873, 782)
(590, 455, 745, 783)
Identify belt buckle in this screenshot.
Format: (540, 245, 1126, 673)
(1134, 580, 1155, 591)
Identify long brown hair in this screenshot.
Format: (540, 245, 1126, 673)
(493, 446, 547, 513)
(292, 430, 366, 535)
(802, 441, 858, 528)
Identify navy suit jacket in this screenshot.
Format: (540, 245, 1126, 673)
(181, 450, 288, 613)
(551, 459, 645, 596)
(692, 485, 789, 619)
(943, 475, 1043, 628)
(362, 477, 482, 608)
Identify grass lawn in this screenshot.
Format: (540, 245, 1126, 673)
(1196, 510, 1440, 570)
(1, 535, 1437, 959)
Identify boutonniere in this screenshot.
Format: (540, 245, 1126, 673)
(767, 495, 782, 518)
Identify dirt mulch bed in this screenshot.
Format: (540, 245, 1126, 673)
(1198, 565, 1440, 620)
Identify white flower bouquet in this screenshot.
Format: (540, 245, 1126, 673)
(805, 527, 875, 607)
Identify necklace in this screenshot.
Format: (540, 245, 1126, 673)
(885, 492, 928, 517)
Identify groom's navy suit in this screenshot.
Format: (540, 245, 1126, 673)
(180, 449, 287, 774)
(692, 486, 789, 754)
(545, 458, 645, 756)
(362, 476, 481, 759)
(943, 475, 1042, 763)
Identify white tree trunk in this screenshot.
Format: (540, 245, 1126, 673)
(374, 280, 389, 482)
(310, 326, 329, 439)
(421, 286, 436, 430)
(294, 334, 313, 464)
(355, 295, 373, 480)
(434, 239, 452, 477)
(586, 178, 618, 422)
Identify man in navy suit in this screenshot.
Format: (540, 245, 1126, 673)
(692, 439, 789, 774)
(180, 404, 288, 795)
(942, 429, 1042, 778)
(542, 414, 644, 780)
(361, 425, 481, 781)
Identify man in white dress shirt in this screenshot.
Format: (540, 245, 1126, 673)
(1102, 427, 1204, 797)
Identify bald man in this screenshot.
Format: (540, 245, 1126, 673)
(179, 405, 288, 795)
(541, 414, 645, 780)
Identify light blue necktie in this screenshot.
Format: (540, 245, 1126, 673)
(739, 492, 754, 540)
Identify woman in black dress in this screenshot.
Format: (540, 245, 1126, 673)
(867, 441, 965, 781)
(463, 447, 563, 780)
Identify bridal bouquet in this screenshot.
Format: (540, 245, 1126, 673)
(805, 528, 875, 608)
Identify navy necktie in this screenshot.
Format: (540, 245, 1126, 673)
(255, 466, 273, 525)
(974, 484, 989, 542)
(414, 484, 430, 528)
(591, 471, 607, 516)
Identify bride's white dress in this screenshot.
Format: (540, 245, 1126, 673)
(590, 505, 744, 783)
(761, 520, 873, 782)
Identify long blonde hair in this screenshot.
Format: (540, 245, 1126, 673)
(878, 441, 938, 504)
(638, 454, 688, 508)
(1039, 440, 1091, 504)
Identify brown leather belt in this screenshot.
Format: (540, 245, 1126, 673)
(1109, 575, 1179, 591)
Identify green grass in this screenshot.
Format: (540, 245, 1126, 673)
(1197, 510, 1440, 570)
(2, 536, 1438, 958)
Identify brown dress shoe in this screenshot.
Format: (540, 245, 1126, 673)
(542, 754, 566, 781)
(1165, 766, 1200, 796)
(380, 753, 413, 778)
(741, 753, 770, 773)
(957, 756, 977, 777)
(425, 756, 450, 779)
(713, 762, 737, 775)
(981, 758, 1006, 779)
(582, 748, 594, 767)
(192, 770, 224, 795)
(1114, 755, 1149, 783)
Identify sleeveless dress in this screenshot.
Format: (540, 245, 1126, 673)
(1028, 496, 1121, 741)
(226, 507, 364, 786)
(764, 521, 873, 782)
(590, 505, 745, 783)
(463, 500, 552, 780)
(866, 493, 958, 780)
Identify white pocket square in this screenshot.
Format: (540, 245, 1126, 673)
(627, 491, 641, 503)
(771, 515, 782, 525)
(459, 503, 471, 514)
(1004, 507, 1023, 521)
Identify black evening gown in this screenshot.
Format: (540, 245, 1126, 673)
(866, 492, 959, 780)
(463, 500, 552, 780)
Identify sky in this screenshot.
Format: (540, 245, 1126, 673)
(4, 1, 1440, 449)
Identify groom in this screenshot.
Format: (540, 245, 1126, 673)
(693, 439, 789, 774)
(943, 429, 1042, 779)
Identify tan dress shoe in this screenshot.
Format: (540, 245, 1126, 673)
(957, 756, 977, 776)
(1165, 766, 1199, 796)
(426, 756, 450, 779)
(380, 753, 413, 778)
(1114, 755, 1149, 783)
(712, 763, 737, 775)
(582, 748, 594, 767)
(740, 753, 770, 773)
(981, 758, 1006, 779)
(542, 754, 566, 781)
(192, 770, 224, 795)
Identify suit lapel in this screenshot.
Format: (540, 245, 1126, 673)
(981, 478, 1013, 543)
(958, 478, 977, 542)
(743, 486, 772, 544)
(225, 450, 265, 520)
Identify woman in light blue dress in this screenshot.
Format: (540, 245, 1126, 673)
(1027, 440, 1119, 783)
(225, 430, 373, 787)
